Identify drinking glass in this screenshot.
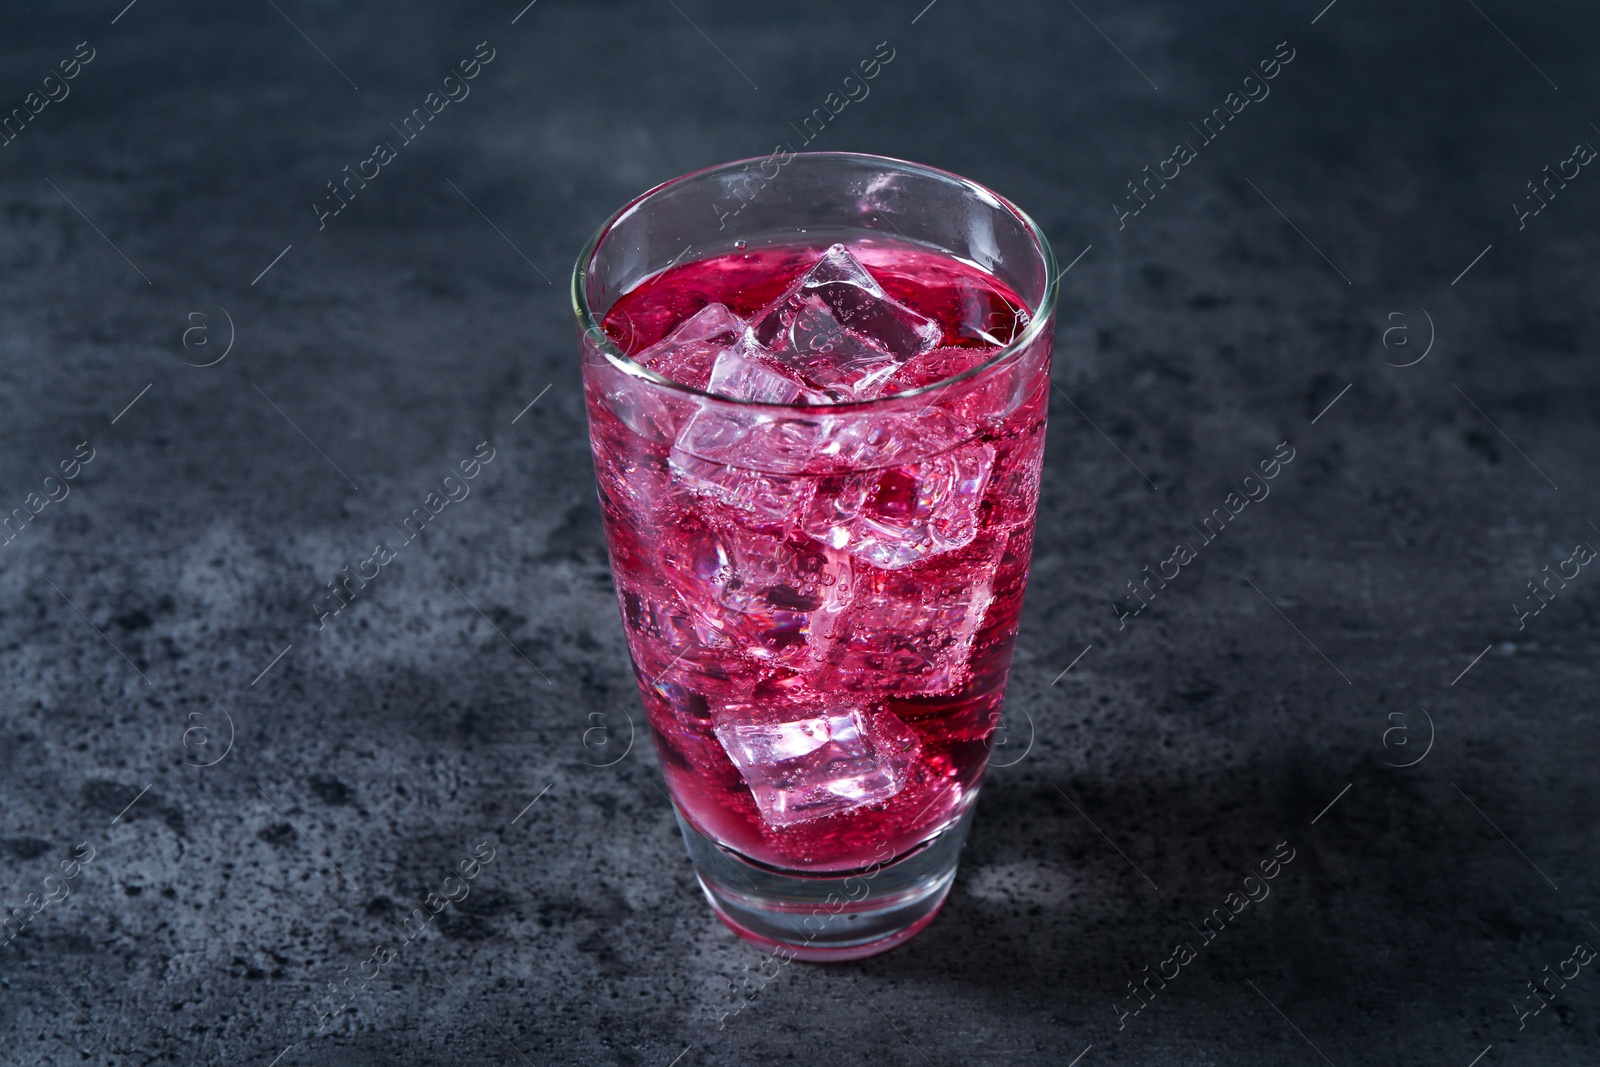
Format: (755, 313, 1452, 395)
(573, 152, 1057, 960)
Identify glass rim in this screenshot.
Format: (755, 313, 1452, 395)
(570, 151, 1059, 411)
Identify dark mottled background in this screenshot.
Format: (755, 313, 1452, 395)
(2, 0, 1597, 1064)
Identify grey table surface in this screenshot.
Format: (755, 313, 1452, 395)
(2, 1, 1597, 1064)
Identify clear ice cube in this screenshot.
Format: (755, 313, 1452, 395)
(661, 518, 851, 666)
(883, 344, 1041, 426)
(669, 339, 831, 516)
(703, 335, 827, 405)
(953, 284, 1031, 347)
(803, 441, 996, 570)
(816, 535, 1006, 694)
(667, 451, 815, 524)
(713, 702, 921, 828)
(670, 413, 843, 520)
(750, 244, 942, 401)
(632, 302, 748, 391)
(617, 580, 703, 661)
(668, 246, 963, 503)
(880, 345, 994, 394)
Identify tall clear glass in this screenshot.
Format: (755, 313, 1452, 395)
(573, 152, 1057, 960)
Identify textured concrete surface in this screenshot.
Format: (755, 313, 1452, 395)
(2, 1, 1598, 1064)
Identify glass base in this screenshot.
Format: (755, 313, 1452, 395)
(673, 804, 975, 962)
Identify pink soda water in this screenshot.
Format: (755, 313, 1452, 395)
(586, 240, 1048, 872)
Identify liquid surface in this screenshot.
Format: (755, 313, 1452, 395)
(587, 241, 1048, 871)
(604, 242, 1031, 399)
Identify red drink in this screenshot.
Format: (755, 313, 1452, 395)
(585, 240, 1048, 873)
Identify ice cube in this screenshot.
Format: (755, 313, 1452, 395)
(880, 343, 1041, 425)
(615, 574, 730, 672)
(668, 451, 815, 524)
(668, 247, 953, 485)
(815, 535, 1006, 695)
(713, 702, 921, 828)
(616, 573, 766, 720)
(661, 518, 851, 666)
(593, 446, 674, 523)
(984, 436, 1045, 531)
(671, 349, 835, 523)
(880, 345, 996, 394)
(750, 244, 942, 400)
(953, 285, 1030, 348)
(669, 336, 833, 515)
(631, 302, 747, 391)
(803, 441, 996, 570)
(703, 334, 826, 404)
